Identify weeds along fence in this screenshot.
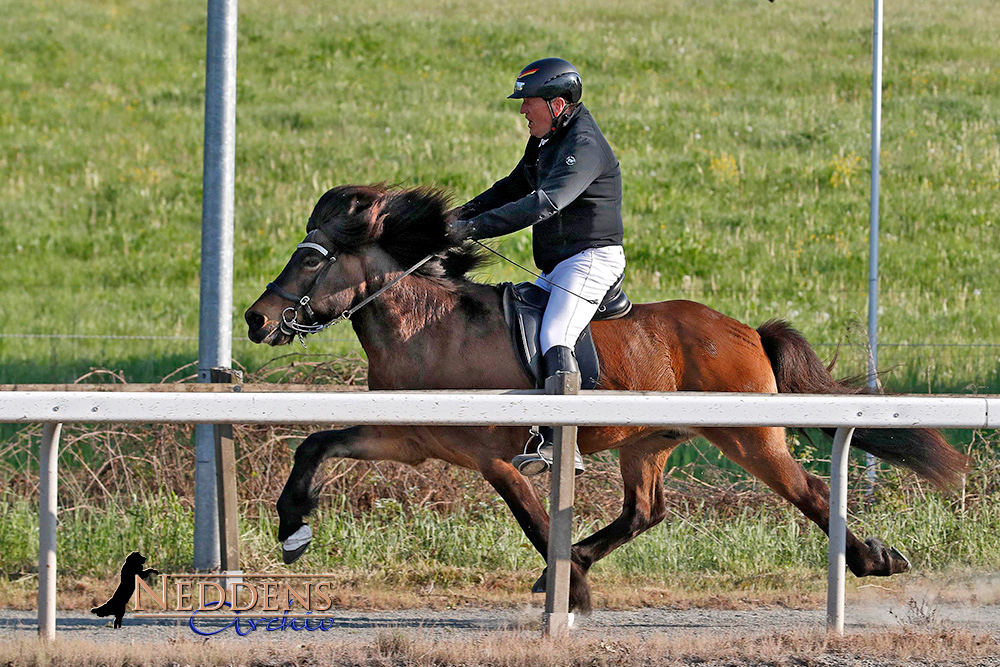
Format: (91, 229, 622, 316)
(0, 384, 997, 640)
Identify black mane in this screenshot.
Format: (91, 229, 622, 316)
(306, 184, 490, 281)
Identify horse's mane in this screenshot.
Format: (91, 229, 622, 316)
(305, 184, 490, 281)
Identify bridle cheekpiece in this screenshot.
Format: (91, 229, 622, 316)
(265, 232, 345, 347)
(265, 231, 434, 348)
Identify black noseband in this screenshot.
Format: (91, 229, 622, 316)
(265, 281, 305, 303)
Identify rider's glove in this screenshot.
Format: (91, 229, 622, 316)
(447, 217, 477, 241)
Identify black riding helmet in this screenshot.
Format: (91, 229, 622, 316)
(508, 58, 582, 104)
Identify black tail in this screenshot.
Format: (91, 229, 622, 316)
(757, 319, 970, 490)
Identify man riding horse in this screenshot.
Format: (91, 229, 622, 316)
(452, 58, 626, 477)
(245, 60, 966, 611)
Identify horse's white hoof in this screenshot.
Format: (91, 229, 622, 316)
(282, 525, 312, 564)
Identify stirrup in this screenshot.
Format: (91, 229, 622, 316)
(512, 428, 549, 476)
(511, 428, 585, 477)
(513, 454, 551, 477)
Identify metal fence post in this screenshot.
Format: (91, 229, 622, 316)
(543, 371, 580, 638)
(211, 369, 242, 584)
(38, 422, 62, 640)
(827, 426, 855, 635)
(194, 0, 238, 571)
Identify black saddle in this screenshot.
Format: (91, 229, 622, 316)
(500, 274, 632, 390)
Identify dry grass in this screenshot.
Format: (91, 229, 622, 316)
(0, 569, 834, 614)
(1, 627, 997, 666)
(6, 360, 991, 528)
(2, 358, 931, 524)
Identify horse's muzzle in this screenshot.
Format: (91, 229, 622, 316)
(245, 308, 291, 346)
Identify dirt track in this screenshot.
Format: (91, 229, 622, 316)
(3, 599, 999, 642)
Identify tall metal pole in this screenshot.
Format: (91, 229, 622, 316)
(194, 0, 238, 571)
(865, 0, 884, 485)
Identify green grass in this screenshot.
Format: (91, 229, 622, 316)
(2, 0, 998, 388)
(2, 489, 998, 583)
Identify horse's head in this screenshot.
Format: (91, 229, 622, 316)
(245, 184, 484, 346)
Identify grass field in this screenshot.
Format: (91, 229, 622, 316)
(1, 0, 998, 389)
(3, 484, 998, 591)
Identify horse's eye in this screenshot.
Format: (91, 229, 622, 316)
(302, 255, 323, 270)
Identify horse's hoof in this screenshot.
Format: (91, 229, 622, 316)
(888, 546, 911, 574)
(864, 537, 911, 576)
(531, 571, 546, 594)
(281, 524, 312, 565)
(282, 543, 309, 565)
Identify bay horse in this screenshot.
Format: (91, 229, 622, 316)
(245, 184, 968, 612)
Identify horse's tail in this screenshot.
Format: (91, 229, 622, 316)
(756, 319, 969, 490)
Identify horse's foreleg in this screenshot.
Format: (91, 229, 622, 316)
(277, 426, 413, 564)
(479, 458, 593, 613)
(702, 426, 911, 578)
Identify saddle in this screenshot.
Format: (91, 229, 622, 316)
(500, 274, 632, 390)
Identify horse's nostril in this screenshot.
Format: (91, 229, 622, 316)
(246, 310, 266, 331)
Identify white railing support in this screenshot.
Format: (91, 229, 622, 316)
(38, 422, 62, 641)
(827, 426, 854, 635)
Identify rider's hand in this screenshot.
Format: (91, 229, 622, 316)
(447, 217, 473, 241)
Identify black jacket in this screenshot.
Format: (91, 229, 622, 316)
(459, 104, 624, 273)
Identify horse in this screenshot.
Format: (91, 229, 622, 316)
(244, 184, 969, 612)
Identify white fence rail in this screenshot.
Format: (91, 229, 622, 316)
(4, 390, 996, 427)
(2, 389, 996, 640)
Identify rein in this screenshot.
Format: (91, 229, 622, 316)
(471, 239, 598, 305)
(266, 234, 434, 348)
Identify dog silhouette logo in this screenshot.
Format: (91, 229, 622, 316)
(91, 551, 159, 628)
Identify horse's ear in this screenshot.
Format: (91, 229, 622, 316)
(308, 185, 384, 233)
(347, 190, 379, 217)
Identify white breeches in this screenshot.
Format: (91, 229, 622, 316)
(536, 245, 626, 355)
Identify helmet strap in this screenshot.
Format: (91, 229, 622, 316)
(543, 99, 564, 140)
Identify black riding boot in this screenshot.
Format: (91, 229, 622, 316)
(511, 345, 586, 477)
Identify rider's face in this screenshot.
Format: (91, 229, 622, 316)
(520, 97, 565, 138)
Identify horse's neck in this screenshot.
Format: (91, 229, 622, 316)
(351, 278, 524, 390)
(354, 275, 458, 343)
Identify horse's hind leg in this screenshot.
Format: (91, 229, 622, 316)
(701, 426, 910, 577)
(276, 426, 415, 563)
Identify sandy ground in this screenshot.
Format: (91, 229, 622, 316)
(3, 599, 999, 642)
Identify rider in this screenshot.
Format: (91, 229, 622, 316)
(452, 57, 626, 477)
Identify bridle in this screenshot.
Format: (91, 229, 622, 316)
(265, 231, 434, 348)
